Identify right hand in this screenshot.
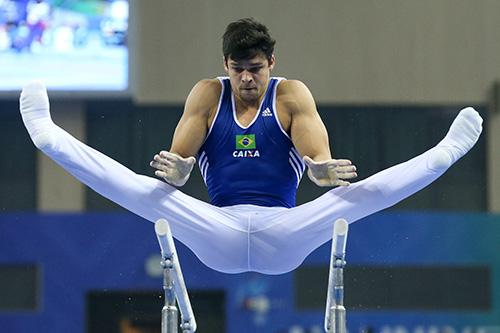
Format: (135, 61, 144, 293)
(303, 156, 357, 187)
(150, 151, 196, 187)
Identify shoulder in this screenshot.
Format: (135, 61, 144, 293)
(276, 79, 316, 115)
(185, 79, 222, 116)
(277, 79, 310, 95)
(188, 79, 222, 105)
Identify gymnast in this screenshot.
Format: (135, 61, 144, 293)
(19, 18, 483, 274)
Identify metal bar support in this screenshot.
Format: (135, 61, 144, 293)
(155, 219, 197, 333)
(325, 218, 349, 333)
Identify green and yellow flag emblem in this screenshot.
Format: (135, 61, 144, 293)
(236, 134, 256, 149)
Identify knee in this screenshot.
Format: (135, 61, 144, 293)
(33, 132, 56, 151)
(427, 148, 452, 171)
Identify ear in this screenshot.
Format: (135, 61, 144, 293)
(268, 54, 276, 71)
(223, 56, 229, 73)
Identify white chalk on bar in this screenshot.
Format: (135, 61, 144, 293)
(155, 218, 175, 257)
(332, 218, 348, 257)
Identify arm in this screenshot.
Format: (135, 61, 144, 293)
(150, 79, 221, 186)
(170, 79, 220, 157)
(280, 80, 357, 187)
(281, 80, 331, 161)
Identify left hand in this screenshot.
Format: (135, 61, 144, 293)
(303, 156, 357, 187)
(150, 151, 196, 187)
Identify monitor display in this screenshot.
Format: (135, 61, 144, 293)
(0, 0, 128, 93)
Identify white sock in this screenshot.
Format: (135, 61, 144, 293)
(428, 107, 483, 170)
(19, 81, 56, 150)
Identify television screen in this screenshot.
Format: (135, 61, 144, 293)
(0, 0, 128, 93)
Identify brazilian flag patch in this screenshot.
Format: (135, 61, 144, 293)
(236, 134, 256, 149)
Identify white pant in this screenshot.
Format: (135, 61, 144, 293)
(41, 125, 449, 274)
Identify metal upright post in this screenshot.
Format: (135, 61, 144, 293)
(161, 255, 178, 333)
(155, 219, 197, 333)
(325, 219, 349, 333)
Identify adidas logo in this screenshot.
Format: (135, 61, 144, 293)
(261, 107, 273, 117)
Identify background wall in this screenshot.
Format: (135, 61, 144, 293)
(131, 0, 500, 104)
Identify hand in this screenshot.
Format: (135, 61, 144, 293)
(150, 151, 196, 187)
(303, 156, 357, 187)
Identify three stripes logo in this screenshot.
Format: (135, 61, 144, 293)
(261, 107, 273, 117)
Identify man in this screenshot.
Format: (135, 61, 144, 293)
(150, 18, 356, 210)
(20, 18, 483, 275)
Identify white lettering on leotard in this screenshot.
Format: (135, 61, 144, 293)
(232, 150, 261, 158)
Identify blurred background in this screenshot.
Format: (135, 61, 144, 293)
(1, 1, 499, 332)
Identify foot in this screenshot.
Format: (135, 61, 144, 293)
(20, 81, 56, 150)
(428, 107, 483, 170)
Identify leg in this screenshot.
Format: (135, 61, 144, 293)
(20, 82, 248, 273)
(250, 108, 483, 274)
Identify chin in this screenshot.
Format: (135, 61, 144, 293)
(240, 90, 258, 101)
(242, 94, 259, 103)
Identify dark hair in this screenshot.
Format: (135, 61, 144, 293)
(222, 18, 276, 62)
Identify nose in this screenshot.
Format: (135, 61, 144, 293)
(241, 70, 253, 83)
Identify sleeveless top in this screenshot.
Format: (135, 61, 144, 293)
(197, 77, 305, 208)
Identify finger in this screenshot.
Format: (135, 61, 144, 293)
(331, 159, 352, 166)
(154, 154, 174, 166)
(335, 180, 351, 186)
(337, 171, 358, 179)
(159, 150, 170, 158)
(333, 165, 357, 173)
(150, 160, 174, 171)
(185, 156, 196, 165)
(150, 161, 164, 170)
(161, 151, 181, 162)
(155, 170, 168, 178)
(150, 161, 167, 172)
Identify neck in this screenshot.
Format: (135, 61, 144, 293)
(234, 95, 260, 110)
(234, 80, 270, 110)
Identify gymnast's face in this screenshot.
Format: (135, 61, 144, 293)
(224, 53, 275, 104)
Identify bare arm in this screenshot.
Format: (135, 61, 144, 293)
(280, 80, 332, 161)
(170, 79, 221, 157)
(150, 79, 220, 186)
(279, 80, 357, 187)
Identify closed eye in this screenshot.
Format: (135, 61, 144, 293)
(231, 66, 264, 73)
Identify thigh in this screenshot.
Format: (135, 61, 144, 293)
(131, 176, 250, 273)
(248, 195, 349, 274)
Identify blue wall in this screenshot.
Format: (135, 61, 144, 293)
(0, 212, 499, 333)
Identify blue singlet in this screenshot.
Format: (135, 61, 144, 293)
(197, 77, 305, 208)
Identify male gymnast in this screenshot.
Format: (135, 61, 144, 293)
(20, 18, 483, 274)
